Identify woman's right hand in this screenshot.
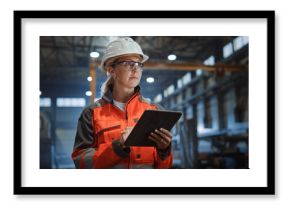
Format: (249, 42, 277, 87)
(119, 127, 133, 147)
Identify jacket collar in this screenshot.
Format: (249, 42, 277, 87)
(102, 85, 141, 103)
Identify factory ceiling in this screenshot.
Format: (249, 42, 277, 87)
(40, 36, 247, 99)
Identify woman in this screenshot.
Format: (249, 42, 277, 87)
(72, 37, 173, 168)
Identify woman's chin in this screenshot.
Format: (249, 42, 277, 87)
(128, 79, 140, 86)
(127, 82, 139, 88)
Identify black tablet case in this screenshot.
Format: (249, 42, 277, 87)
(124, 110, 182, 147)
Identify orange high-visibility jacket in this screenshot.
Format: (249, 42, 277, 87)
(71, 86, 173, 169)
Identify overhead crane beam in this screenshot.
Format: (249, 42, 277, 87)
(143, 62, 248, 72)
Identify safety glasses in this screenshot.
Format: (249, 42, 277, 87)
(111, 60, 144, 71)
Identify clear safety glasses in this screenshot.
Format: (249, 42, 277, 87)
(111, 60, 144, 72)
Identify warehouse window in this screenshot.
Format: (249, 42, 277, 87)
(163, 90, 168, 98)
(177, 79, 183, 89)
(153, 94, 162, 103)
(196, 69, 203, 76)
(56, 98, 86, 107)
(223, 42, 233, 58)
(233, 36, 249, 51)
(40, 98, 51, 107)
(182, 72, 191, 85)
(166, 84, 175, 96)
(203, 55, 215, 65)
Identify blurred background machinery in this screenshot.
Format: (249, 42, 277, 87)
(40, 36, 248, 169)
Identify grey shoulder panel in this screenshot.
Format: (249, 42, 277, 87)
(92, 98, 108, 108)
(151, 102, 165, 111)
(139, 96, 152, 104)
(139, 96, 165, 110)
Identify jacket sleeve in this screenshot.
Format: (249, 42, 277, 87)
(71, 107, 130, 169)
(154, 144, 173, 168)
(151, 102, 173, 168)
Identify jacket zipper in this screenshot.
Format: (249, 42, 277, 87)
(124, 92, 139, 168)
(124, 92, 139, 120)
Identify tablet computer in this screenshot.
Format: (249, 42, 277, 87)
(124, 110, 182, 147)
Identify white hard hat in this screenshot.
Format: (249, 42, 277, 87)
(100, 37, 149, 71)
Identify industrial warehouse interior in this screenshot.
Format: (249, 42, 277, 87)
(40, 36, 249, 169)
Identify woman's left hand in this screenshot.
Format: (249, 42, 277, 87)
(148, 128, 172, 150)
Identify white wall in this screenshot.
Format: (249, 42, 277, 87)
(0, 0, 288, 204)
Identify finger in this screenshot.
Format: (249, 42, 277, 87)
(127, 127, 133, 132)
(157, 129, 171, 141)
(153, 130, 171, 144)
(150, 132, 169, 146)
(155, 134, 171, 145)
(155, 129, 170, 140)
(148, 135, 160, 145)
(150, 132, 162, 141)
(158, 129, 172, 143)
(161, 135, 171, 144)
(149, 134, 167, 150)
(122, 127, 133, 133)
(160, 128, 172, 137)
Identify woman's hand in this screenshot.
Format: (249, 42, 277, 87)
(148, 128, 172, 150)
(119, 127, 133, 147)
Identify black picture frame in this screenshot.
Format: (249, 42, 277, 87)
(14, 10, 275, 195)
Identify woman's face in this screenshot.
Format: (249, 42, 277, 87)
(108, 55, 143, 89)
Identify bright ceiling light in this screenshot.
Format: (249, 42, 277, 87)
(168, 54, 177, 61)
(87, 76, 92, 82)
(90, 51, 100, 58)
(146, 77, 155, 83)
(85, 91, 92, 96)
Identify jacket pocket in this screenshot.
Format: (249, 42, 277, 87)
(94, 123, 121, 146)
(132, 147, 155, 164)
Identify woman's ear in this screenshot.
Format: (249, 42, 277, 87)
(107, 66, 115, 77)
(107, 66, 113, 74)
